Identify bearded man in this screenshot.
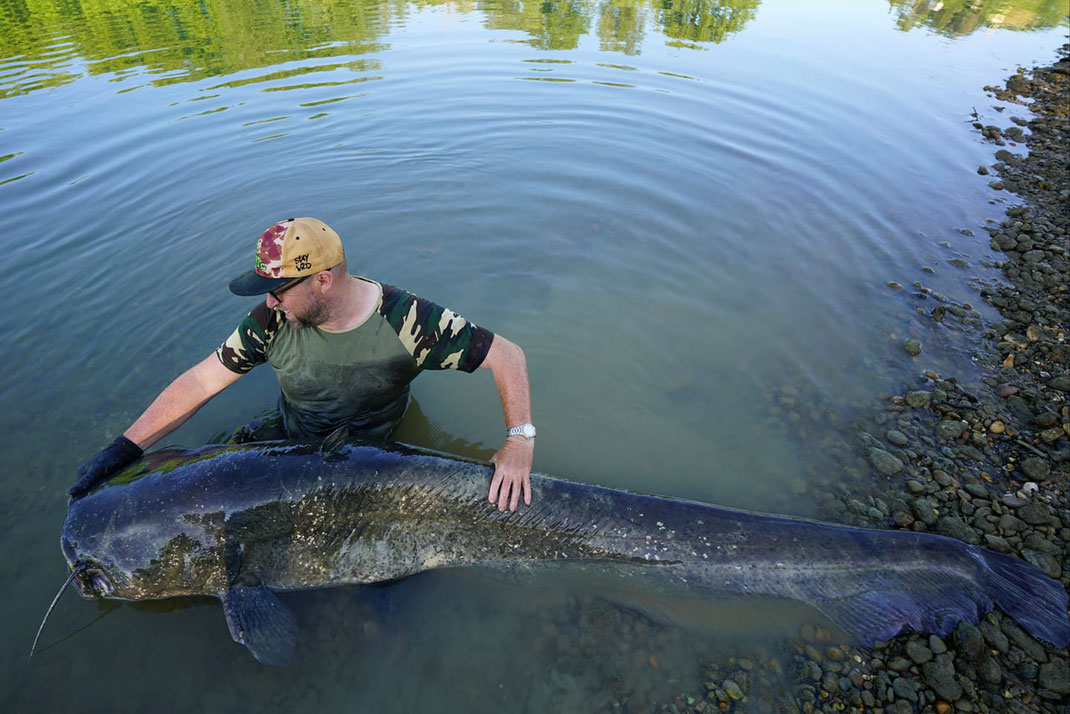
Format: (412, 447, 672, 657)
(70, 218, 535, 511)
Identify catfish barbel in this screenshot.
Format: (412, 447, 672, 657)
(57, 437, 1069, 664)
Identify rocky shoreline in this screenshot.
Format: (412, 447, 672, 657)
(645, 46, 1069, 714)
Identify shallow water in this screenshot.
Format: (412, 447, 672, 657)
(2, 0, 1067, 710)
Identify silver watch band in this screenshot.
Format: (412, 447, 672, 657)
(506, 423, 536, 439)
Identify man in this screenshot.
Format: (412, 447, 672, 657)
(71, 218, 535, 511)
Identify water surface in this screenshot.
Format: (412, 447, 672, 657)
(2, 0, 1066, 710)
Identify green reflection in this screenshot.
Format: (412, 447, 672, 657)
(0, 0, 765, 98)
(6, 0, 1061, 99)
(888, 0, 1067, 36)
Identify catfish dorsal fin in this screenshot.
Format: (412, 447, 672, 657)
(221, 586, 298, 666)
(319, 425, 350, 459)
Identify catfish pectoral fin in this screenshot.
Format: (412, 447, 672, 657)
(221, 586, 298, 666)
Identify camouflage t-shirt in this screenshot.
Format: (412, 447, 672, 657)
(216, 278, 493, 438)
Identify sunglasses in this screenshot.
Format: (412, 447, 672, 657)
(269, 275, 309, 302)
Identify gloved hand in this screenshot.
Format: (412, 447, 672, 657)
(69, 436, 143, 499)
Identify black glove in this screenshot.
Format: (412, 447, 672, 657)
(69, 436, 143, 499)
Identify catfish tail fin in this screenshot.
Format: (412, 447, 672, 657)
(806, 541, 1068, 648)
(971, 546, 1068, 649)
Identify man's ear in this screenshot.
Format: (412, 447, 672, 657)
(314, 269, 334, 292)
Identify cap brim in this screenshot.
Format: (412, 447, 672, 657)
(229, 270, 292, 296)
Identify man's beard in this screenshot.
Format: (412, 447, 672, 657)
(289, 296, 330, 329)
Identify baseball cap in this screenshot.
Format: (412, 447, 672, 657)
(229, 217, 345, 296)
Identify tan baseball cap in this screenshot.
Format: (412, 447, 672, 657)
(229, 218, 345, 296)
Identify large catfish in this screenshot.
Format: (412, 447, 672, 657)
(59, 437, 1069, 664)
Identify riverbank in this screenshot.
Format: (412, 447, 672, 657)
(650, 45, 1069, 714)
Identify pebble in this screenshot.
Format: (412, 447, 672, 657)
(936, 420, 967, 441)
(937, 516, 979, 544)
(886, 430, 909, 447)
(868, 447, 904, 476)
(995, 383, 1019, 397)
(1016, 500, 1051, 525)
(928, 635, 947, 654)
(978, 655, 1002, 684)
(887, 656, 912, 672)
(954, 623, 983, 660)
(1037, 660, 1069, 695)
(904, 390, 932, 408)
(905, 639, 933, 663)
(1039, 427, 1064, 443)
(722, 679, 744, 701)
(1001, 494, 1029, 507)
(1021, 548, 1061, 578)
(892, 676, 919, 702)
(911, 498, 939, 525)
(980, 621, 1009, 653)
(904, 338, 923, 356)
(988, 420, 1005, 433)
(923, 661, 963, 701)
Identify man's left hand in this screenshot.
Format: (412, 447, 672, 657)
(488, 437, 534, 511)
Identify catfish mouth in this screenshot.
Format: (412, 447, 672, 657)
(62, 536, 114, 598)
(72, 566, 113, 599)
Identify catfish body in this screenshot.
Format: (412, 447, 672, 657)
(61, 439, 1069, 664)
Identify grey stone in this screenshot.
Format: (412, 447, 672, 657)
(892, 675, 918, 702)
(912, 498, 939, 526)
(905, 639, 933, 663)
(1016, 500, 1052, 525)
(891, 700, 913, 714)
(1020, 457, 1052, 480)
(954, 623, 983, 660)
(904, 338, 922, 356)
(887, 656, 912, 672)
(869, 448, 904, 476)
(1021, 549, 1061, 578)
(983, 533, 1012, 553)
(887, 430, 910, 447)
(1001, 619, 1048, 661)
(936, 420, 967, 441)
(922, 661, 962, 700)
(978, 655, 1002, 684)
(1022, 249, 1046, 262)
(981, 621, 1009, 653)
(1040, 427, 1065, 443)
(722, 679, 745, 701)
(1037, 660, 1069, 695)
(929, 635, 947, 654)
(905, 391, 932, 408)
(1048, 373, 1070, 393)
(937, 516, 980, 544)
(998, 513, 1024, 533)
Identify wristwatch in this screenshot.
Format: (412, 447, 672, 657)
(506, 423, 536, 439)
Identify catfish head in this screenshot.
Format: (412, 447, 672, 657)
(61, 482, 228, 602)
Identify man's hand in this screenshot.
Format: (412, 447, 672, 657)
(69, 436, 143, 499)
(488, 437, 534, 511)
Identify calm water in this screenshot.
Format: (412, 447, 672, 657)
(3, 0, 1066, 710)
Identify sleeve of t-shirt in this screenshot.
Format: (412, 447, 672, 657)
(216, 301, 283, 374)
(378, 284, 494, 372)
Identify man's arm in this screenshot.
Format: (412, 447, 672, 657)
(125, 354, 244, 449)
(70, 355, 242, 498)
(479, 334, 534, 511)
